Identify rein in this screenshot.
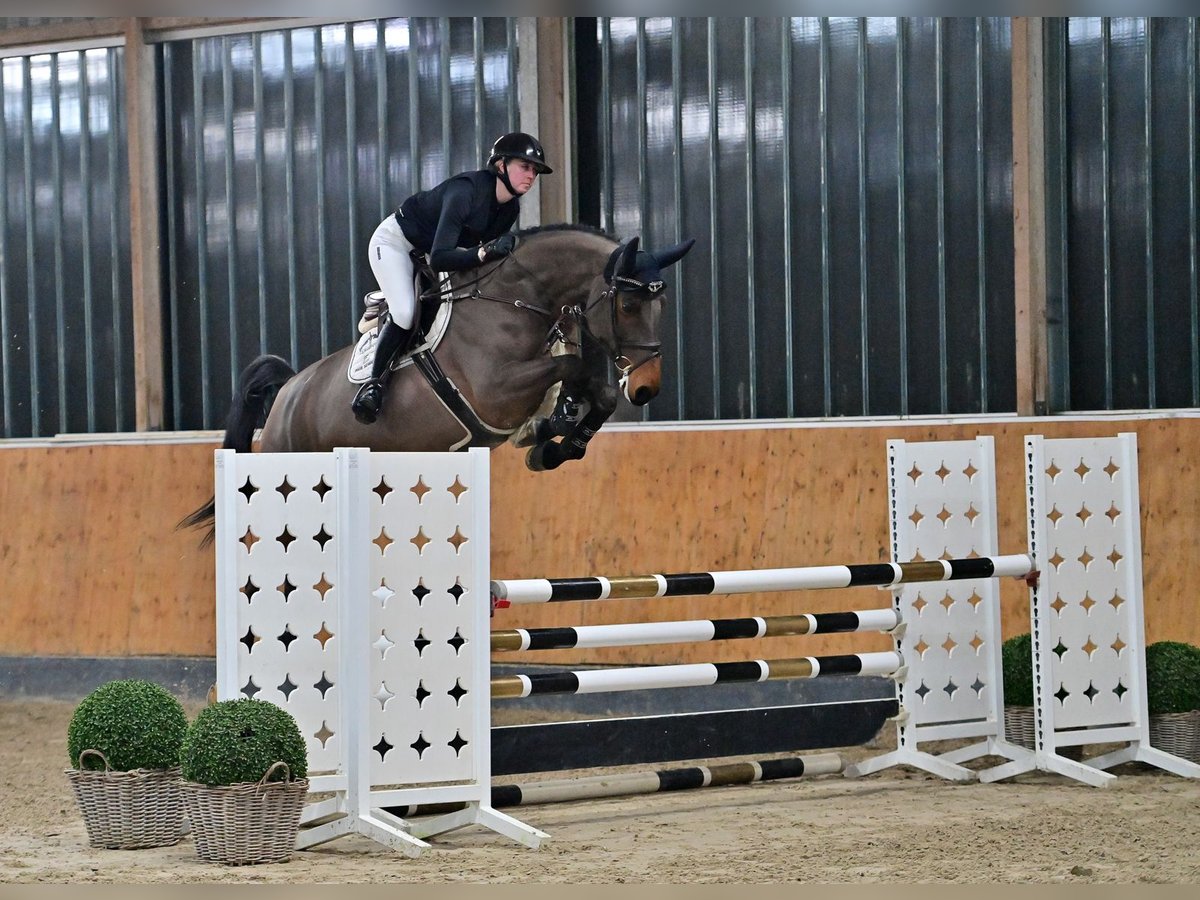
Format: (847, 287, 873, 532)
(417, 248, 663, 378)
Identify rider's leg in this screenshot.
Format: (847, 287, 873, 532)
(353, 216, 418, 424)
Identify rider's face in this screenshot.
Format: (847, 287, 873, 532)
(502, 158, 540, 195)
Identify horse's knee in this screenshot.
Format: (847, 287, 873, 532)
(590, 383, 619, 416)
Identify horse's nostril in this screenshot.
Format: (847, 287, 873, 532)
(632, 386, 654, 406)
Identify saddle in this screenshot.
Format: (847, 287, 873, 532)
(348, 252, 450, 384)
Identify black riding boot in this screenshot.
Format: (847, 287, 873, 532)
(352, 318, 411, 424)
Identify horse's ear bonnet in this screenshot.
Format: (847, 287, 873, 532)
(604, 237, 696, 293)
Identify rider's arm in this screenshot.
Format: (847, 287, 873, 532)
(428, 181, 487, 271)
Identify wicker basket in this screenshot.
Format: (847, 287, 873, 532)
(1150, 710, 1200, 763)
(64, 749, 186, 849)
(1003, 706, 1036, 749)
(182, 762, 308, 865)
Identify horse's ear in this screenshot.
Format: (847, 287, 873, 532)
(617, 236, 640, 278)
(651, 238, 696, 271)
(604, 237, 641, 283)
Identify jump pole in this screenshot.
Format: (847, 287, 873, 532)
(492, 651, 903, 699)
(490, 555, 1034, 605)
(491, 608, 900, 651)
(384, 752, 844, 819)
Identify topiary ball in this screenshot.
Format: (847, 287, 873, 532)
(1145, 641, 1200, 715)
(67, 679, 189, 772)
(181, 698, 308, 786)
(1001, 633, 1035, 707)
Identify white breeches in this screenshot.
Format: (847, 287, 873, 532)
(368, 215, 418, 329)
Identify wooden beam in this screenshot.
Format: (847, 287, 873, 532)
(0, 18, 126, 50)
(1012, 16, 1050, 416)
(123, 17, 165, 432)
(516, 17, 542, 228)
(536, 17, 568, 224)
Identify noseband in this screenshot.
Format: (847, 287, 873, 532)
(585, 279, 663, 378)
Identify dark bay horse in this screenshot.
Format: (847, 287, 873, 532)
(183, 225, 693, 535)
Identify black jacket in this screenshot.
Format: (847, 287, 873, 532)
(396, 169, 519, 271)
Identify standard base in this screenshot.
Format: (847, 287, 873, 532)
(295, 798, 547, 857)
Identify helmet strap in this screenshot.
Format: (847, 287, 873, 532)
(495, 158, 518, 196)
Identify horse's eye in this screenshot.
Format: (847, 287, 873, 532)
(621, 299, 638, 314)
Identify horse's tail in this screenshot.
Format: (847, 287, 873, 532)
(219, 354, 296, 452)
(178, 354, 297, 545)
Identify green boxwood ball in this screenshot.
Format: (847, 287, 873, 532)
(67, 679, 188, 771)
(1145, 641, 1200, 715)
(181, 698, 308, 786)
(1001, 633, 1035, 707)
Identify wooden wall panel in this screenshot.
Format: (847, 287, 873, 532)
(0, 442, 217, 657)
(3, 416, 1198, 665)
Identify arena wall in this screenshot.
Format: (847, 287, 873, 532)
(2, 414, 1197, 668)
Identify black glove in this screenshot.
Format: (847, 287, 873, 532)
(480, 233, 516, 262)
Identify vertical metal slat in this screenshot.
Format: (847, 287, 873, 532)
(707, 17, 721, 417)
(1143, 18, 1155, 407)
(284, 32, 299, 366)
(79, 51, 96, 430)
(315, 28, 329, 356)
(818, 18, 832, 416)
(0, 61, 10, 436)
(253, 34, 268, 354)
(378, 21, 389, 221)
(51, 57, 67, 432)
(163, 46, 182, 427)
(935, 18, 948, 413)
(108, 47, 123, 428)
(23, 58, 40, 436)
(346, 23, 359, 333)
(439, 17, 451, 180)
(600, 18, 612, 234)
(856, 18, 869, 413)
(473, 18, 484, 173)
(1191, 18, 1199, 405)
(1101, 18, 1114, 408)
(976, 19, 989, 412)
(222, 37, 238, 394)
(896, 17, 909, 416)
(637, 18, 650, 421)
(744, 17, 757, 418)
(671, 17, 686, 419)
(192, 46, 210, 423)
(781, 17, 794, 417)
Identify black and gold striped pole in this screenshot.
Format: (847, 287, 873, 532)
(490, 554, 1033, 606)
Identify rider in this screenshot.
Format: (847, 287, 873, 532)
(351, 131, 554, 424)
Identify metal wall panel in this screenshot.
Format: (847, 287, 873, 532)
(582, 16, 1016, 420)
(1049, 17, 1200, 411)
(162, 18, 518, 430)
(0, 47, 132, 438)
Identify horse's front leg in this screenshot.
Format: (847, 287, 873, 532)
(525, 381, 618, 472)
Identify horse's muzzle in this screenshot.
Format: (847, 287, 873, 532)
(621, 356, 662, 406)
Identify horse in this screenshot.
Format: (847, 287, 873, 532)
(182, 224, 694, 537)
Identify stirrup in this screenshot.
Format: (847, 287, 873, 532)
(358, 291, 389, 334)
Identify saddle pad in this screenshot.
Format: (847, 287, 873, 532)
(346, 300, 455, 385)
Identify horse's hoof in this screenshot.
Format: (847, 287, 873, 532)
(526, 442, 565, 472)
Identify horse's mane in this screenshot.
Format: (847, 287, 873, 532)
(516, 223, 614, 241)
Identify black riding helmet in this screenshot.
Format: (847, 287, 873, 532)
(487, 132, 553, 175)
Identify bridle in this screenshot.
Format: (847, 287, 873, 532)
(583, 275, 663, 379)
(418, 248, 664, 381)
